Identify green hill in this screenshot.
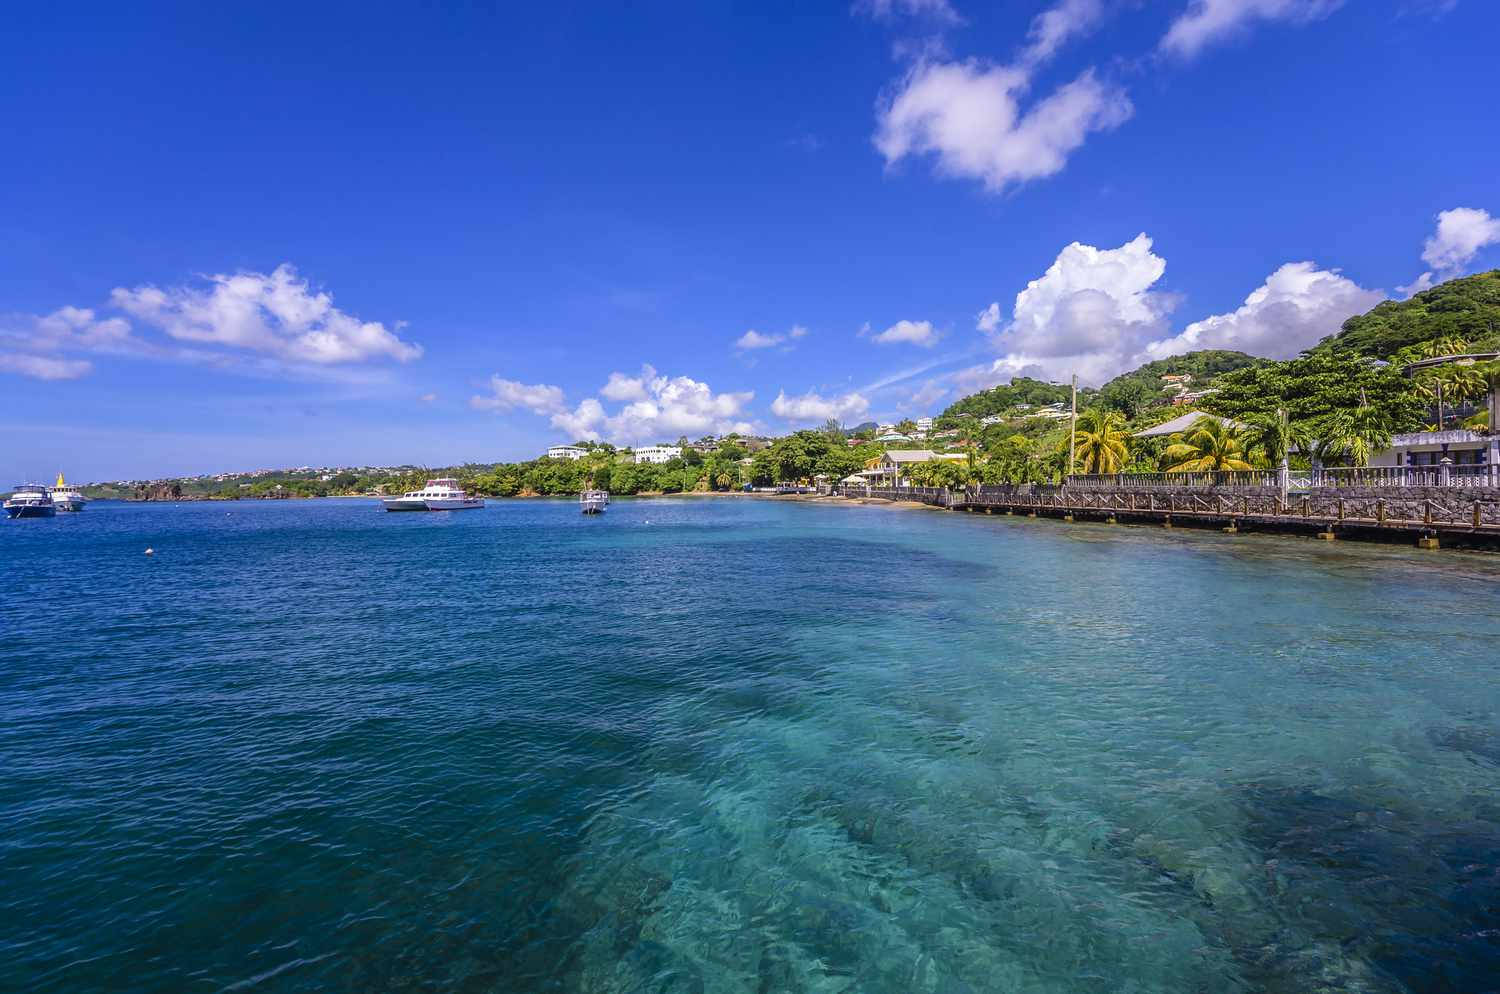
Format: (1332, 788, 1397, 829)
(1093, 350, 1257, 418)
(1324, 269, 1500, 358)
(937, 376, 1073, 423)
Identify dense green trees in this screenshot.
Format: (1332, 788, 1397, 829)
(937, 376, 1075, 424)
(1094, 350, 1256, 418)
(1325, 270, 1500, 357)
(1161, 419, 1256, 473)
(1071, 409, 1130, 474)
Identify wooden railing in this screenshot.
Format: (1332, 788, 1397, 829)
(1065, 465, 1500, 490)
(957, 489, 1500, 531)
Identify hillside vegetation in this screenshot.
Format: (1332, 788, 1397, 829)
(1324, 269, 1500, 357)
(1093, 350, 1256, 417)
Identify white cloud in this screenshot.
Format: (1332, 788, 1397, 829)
(909, 378, 949, 409)
(771, 389, 871, 424)
(1001, 233, 1172, 365)
(1161, 0, 1344, 59)
(1396, 272, 1436, 298)
(734, 325, 809, 351)
(1020, 0, 1107, 66)
(470, 376, 567, 414)
(736, 329, 780, 350)
(31, 306, 137, 353)
(874, 318, 940, 346)
(419, 392, 438, 403)
(975, 301, 1001, 333)
(551, 398, 607, 441)
(603, 373, 754, 443)
(853, 0, 961, 25)
(601, 366, 655, 401)
(955, 235, 1385, 394)
(0, 352, 94, 380)
(111, 264, 421, 365)
(1420, 207, 1500, 273)
(1145, 262, 1382, 359)
(876, 58, 1131, 194)
(477, 367, 755, 444)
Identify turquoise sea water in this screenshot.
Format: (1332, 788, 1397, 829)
(3, 497, 1500, 993)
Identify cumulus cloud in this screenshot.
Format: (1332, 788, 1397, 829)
(600, 373, 755, 443)
(1161, 0, 1344, 59)
(1420, 207, 1500, 272)
(1145, 262, 1382, 359)
(975, 301, 1002, 333)
(0, 306, 142, 379)
(1396, 207, 1500, 298)
(1020, 0, 1108, 66)
(551, 398, 608, 441)
(469, 377, 567, 414)
(876, 60, 1131, 193)
(111, 264, 421, 365)
(999, 233, 1173, 370)
(909, 378, 949, 409)
(874, 319, 940, 346)
(853, 0, 961, 25)
(734, 325, 808, 351)
(958, 234, 1384, 391)
(31, 306, 137, 353)
(601, 366, 655, 401)
(483, 367, 756, 445)
(0, 352, 94, 380)
(771, 389, 871, 425)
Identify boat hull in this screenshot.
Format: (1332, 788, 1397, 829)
(382, 497, 485, 512)
(52, 498, 85, 512)
(6, 504, 57, 518)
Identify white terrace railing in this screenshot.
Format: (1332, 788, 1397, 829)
(1065, 465, 1500, 490)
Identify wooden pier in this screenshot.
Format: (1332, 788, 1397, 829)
(838, 484, 1500, 549)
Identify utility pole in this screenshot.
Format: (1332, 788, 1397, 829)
(1068, 374, 1077, 479)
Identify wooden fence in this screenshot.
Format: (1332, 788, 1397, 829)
(834, 483, 1500, 538)
(1065, 465, 1500, 490)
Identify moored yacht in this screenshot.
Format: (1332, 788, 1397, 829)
(49, 472, 87, 512)
(580, 489, 609, 514)
(381, 478, 485, 512)
(5, 484, 57, 518)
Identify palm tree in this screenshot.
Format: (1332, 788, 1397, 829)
(1419, 337, 1469, 359)
(1162, 417, 1255, 473)
(1243, 408, 1310, 496)
(1316, 392, 1393, 468)
(1071, 408, 1130, 475)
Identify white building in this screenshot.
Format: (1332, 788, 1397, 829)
(546, 445, 589, 461)
(859, 449, 967, 486)
(633, 445, 682, 464)
(915, 417, 934, 433)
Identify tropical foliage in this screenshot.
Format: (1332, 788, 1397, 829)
(1162, 418, 1256, 473)
(1325, 269, 1500, 358)
(1071, 408, 1130, 474)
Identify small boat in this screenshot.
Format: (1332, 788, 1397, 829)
(381, 478, 485, 512)
(5, 483, 57, 518)
(580, 489, 609, 514)
(49, 471, 87, 512)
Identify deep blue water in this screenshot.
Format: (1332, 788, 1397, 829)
(3, 496, 1500, 993)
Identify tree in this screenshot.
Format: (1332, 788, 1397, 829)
(1071, 408, 1130, 475)
(1316, 393, 1394, 467)
(895, 418, 918, 436)
(1162, 418, 1255, 472)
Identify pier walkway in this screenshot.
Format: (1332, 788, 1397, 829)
(837, 477, 1500, 548)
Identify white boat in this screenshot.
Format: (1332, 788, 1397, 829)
(49, 472, 87, 512)
(382, 477, 485, 512)
(580, 489, 609, 514)
(5, 483, 57, 518)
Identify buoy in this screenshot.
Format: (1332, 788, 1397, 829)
(144, 547, 154, 556)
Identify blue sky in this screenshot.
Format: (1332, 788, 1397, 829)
(2, 0, 1497, 481)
